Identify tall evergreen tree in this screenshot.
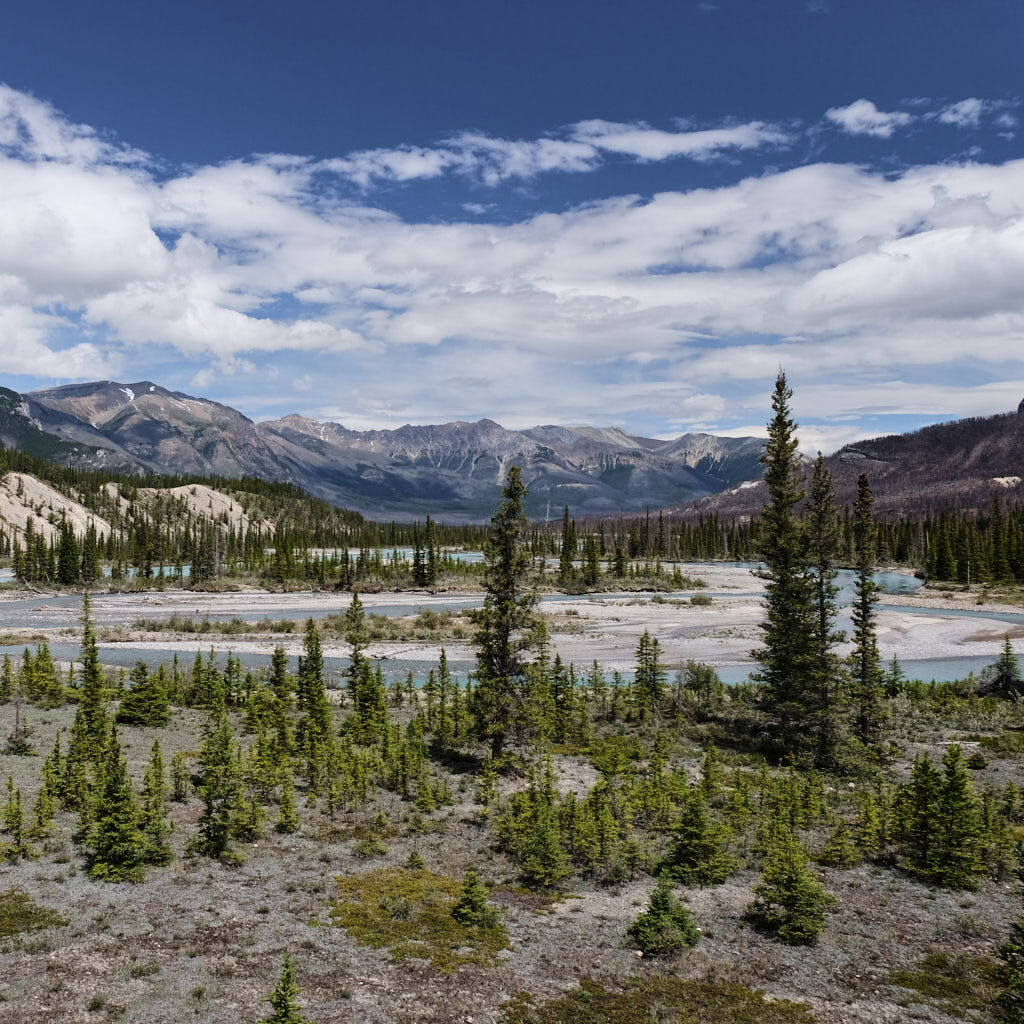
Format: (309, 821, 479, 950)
(471, 467, 536, 756)
(73, 594, 109, 759)
(751, 372, 817, 760)
(558, 506, 576, 587)
(805, 453, 845, 768)
(633, 630, 666, 720)
(849, 473, 887, 750)
(930, 744, 983, 889)
(295, 620, 334, 790)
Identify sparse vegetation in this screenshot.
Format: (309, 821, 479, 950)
(503, 976, 819, 1024)
(329, 867, 510, 972)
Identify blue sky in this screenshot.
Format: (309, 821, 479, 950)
(1, 0, 1023, 450)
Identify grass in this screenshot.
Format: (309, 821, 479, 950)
(0, 632, 50, 646)
(0, 888, 67, 938)
(131, 614, 297, 634)
(502, 976, 819, 1024)
(329, 867, 509, 972)
(888, 951, 1002, 1017)
(323, 609, 473, 642)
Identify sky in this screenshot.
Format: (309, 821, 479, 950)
(1, 0, 1024, 451)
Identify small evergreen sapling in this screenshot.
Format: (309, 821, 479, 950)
(818, 821, 860, 868)
(664, 788, 738, 886)
(451, 868, 499, 928)
(260, 954, 312, 1024)
(82, 729, 148, 883)
(748, 831, 834, 945)
(139, 740, 173, 865)
(170, 752, 190, 802)
(626, 874, 700, 955)
(276, 766, 301, 835)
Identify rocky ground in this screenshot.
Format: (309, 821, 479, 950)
(0, 701, 1016, 1024)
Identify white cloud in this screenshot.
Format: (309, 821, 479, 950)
(319, 118, 787, 188)
(0, 84, 148, 166)
(2, 85, 1024, 446)
(825, 99, 912, 137)
(937, 97, 986, 127)
(569, 119, 788, 161)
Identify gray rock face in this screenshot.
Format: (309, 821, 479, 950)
(20, 381, 765, 521)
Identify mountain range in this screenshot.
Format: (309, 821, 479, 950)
(0, 381, 765, 521)
(676, 403, 1024, 521)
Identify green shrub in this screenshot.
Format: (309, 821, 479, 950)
(889, 952, 1000, 1017)
(0, 889, 67, 938)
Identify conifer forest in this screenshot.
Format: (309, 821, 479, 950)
(2, 373, 1024, 1024)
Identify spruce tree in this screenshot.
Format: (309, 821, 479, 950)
(900, 753, 941, 880)
(664, 788, 737, 886)
(116, 661, 171, 727)
(518, 763, 570, 889)
(275, 763, 301, 835)
(633, 630, 666, 720)
(805, 453, 845, 768)
(751, 372, 817, 760)
(170, 752, 190, 802)
(748, 830, 834, 945)
(1, 784, 31, 862)
(27, 776, 57, 841)
(471, 467, 537, 756)
(626, 874, 700, 954)
(188, 712, 244, 864)
(931, 743, 983, 889)
(818, 821, 860, 868)
(342, 593, 368, 707)
(295, 620, 334, 791)
(260, 954, 312, 1024)
(73, 594, 109, 759)
(82, 729, 148, 883)
(558, 506, 575, 587)
(985, 635, 1023, 696)
(849, 473, 887, 750)
(139, 740, 173, 865)
(451, 868, 498, 927)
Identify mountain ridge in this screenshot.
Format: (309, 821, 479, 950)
(671, 404, 1024, 521)
(9, 380, 766, 521)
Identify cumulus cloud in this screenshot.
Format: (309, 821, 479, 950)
(824, 98, 913, 137)
(0, 84, 147, 166)
(2, 84, 1024, 444)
